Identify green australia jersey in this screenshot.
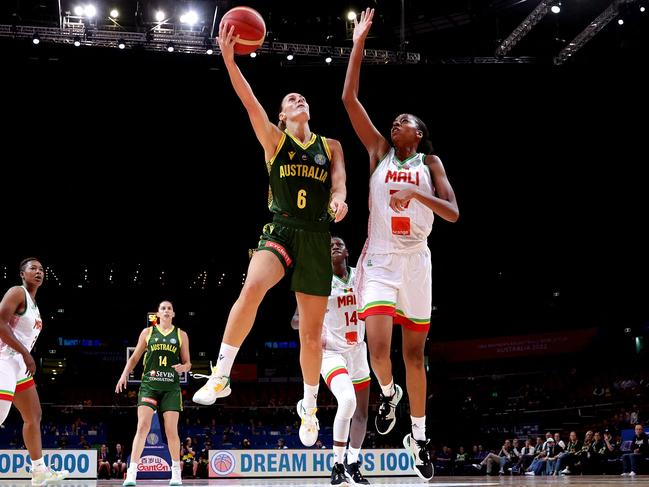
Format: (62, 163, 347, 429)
(267, 130, 334, 222)
(141, 325, 182, 391)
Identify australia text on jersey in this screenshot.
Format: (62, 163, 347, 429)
(150, 343, 178, 353)
(279, 163, 328, 183)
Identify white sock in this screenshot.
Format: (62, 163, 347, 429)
(333, 445, 346, 464)
(129, 462, 138, 471)
(347, 446, 361, 464)
(380, 378, 395, 397)
(411, 415, 426, 441)
(303, 382, 319, 409)
(215, 343, 239, 377)
(172, 461, 180, 469)
(31, 457, 46, 472)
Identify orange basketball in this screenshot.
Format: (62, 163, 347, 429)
(219, 6, 266, 55)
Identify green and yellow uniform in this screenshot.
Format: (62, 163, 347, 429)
(137, 325, 183, 412)
(258, 130, 335, 296)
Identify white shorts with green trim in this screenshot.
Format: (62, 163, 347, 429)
(320, 341, 371, 391)
(0, 353, 35, 402)
(356, 247, 431, 331)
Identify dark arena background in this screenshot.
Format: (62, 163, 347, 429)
(1, 0, 648, 485)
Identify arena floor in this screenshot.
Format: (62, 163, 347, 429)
(1, 477, 647, 486)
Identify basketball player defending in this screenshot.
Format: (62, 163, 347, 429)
(343, 9, 460, 481)
(293, 237, 371, 485)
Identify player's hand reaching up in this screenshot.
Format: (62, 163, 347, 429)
(217, 22, 239, 63)
(352, 8, 374, 44)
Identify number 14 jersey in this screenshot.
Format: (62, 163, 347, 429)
(322, 267, 364, 353)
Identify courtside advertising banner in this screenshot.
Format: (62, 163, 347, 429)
(0, 450, 97, 478)
(209, 449, 414, 477)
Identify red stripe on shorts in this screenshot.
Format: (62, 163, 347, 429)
(15, 377, 35, 393)
(394, 314, 430, 332)
(325, 368, 348, 388)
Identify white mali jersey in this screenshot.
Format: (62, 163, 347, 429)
(0, 286, 43, 359)
(366, 148, 435, 254)
(322, 267, 364, 353)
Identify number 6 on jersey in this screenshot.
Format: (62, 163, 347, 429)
(297, 189, 307, 209)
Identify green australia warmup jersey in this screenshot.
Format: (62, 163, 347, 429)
(267, 130, 334, 222)
(141, 325, 181, 391)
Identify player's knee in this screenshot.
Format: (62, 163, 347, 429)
(240, 279, 269, 304)
(136, 421, 151, 436)
(21, 404, 42, 426)
(368, 340, 391, 360)
(0, 400, 11, 426)
(403, 345, 424, 368)
(164, 427, 179, 441)
(302, 337, 321, 352)
(369, 346, 390, 365)
(299, 331, 322, 352)
(337, 391, 357, 420)
(352, 405, 368, 424)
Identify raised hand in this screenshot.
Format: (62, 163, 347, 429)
(217, 22, 239, 63)
(352, 8, 375, 44)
